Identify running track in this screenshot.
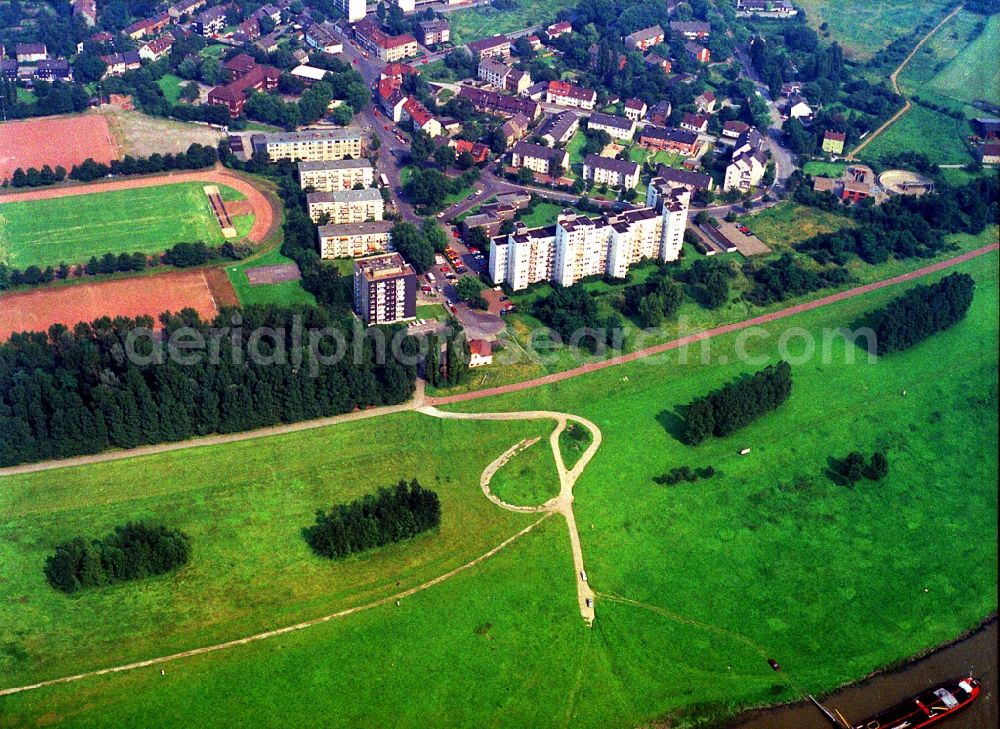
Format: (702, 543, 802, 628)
(426, 243, 1000, 406)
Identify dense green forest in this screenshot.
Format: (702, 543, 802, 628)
(864, 273, 976, 355)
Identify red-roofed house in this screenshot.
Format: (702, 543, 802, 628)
(451, 139, 490, 164)
(208, 61, 280, 117)
(139, 34, 174, 61)
(546, 21, 572, 39)
(545, 80, 596, 110)
(355, 18, 418, 62)
(469, 339, 493, 367)
(680, 112, 709, 133)
(822, 130, 846, 155)
(403, 97, 441, 137)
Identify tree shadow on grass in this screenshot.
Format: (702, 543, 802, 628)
(824, 455, 851, 488)
(656, 408, 687, 443)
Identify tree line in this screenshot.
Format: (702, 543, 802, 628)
(424, 325, 471, 388)
(304, 480, 441, 560)
(44, 522, 191, 594)
(0, 305, 418, 467)
(864, 273, 975, 356)
(744, 253, 851, 306)
(683, 361, 793, 445)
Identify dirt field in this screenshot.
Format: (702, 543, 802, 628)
(0, 115, 121, 182)
(0, 167, 279, 244)
(0, 268, 237, 340)
(101, 109, 226, 158)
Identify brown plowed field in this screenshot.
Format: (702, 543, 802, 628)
(0, 269, 233, 340)
(0, 114, 121, 182)
(0, 167, 279, 243)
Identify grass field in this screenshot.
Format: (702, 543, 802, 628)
(802, 160, 847, 178)
(448, 0, 576, 44)
(2, 252, 994, 727)
(226, 247, 316, 307)
(795, 0, 956, 59)
(157, 74, 186, 104)
(857, 104, 973, 165)
(928, 12, 1000, 107)
(0, 182, 250, 269)
(558, 422, 593, 470)
(740, 202, 855, 249)
(488, 436, 559, 507)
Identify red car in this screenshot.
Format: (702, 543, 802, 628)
(440, 266, 450, 272)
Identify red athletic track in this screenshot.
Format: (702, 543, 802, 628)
(427, 243, 1000, 406)
(0, 167, 279, 244)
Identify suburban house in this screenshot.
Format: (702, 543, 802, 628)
(724, 128, 767, 192)
(124, 13, 171, 40)
(545, 80, 597, 110)
(652, 164, 714, 192)
(101, 51, 142, 77)
(353, 253, 416, 326)
(318, 221, 393, 259)
(233, 17, 261, 43)
(501, 112, 531, 145)
(624, 24, 664, 51)
(511, 142, 569, 175)
(680, 112, 709, 133)
(467, 35, 511, 59)
(685, 41, 711, 64)
(139, 35, 175, 61)
(623, 98, 647, 121)
(583, 154, 641, 189)
(537, 110, 580, 146)
(451, 139, 491, 164)
(469, 340, 494, 368)
(638, 126, 700, 156)
(34, 59, 73, 81)
(644, 52, 672, 73)
(15, 43, 47, 63)
(402, 97, 441, 137)
(977, 142, 1000, 165)
(722, 120, 750, 139)
(545, 21, 572, 40)
(168, 0, 208, 19)
(784, 93, 813, 120)
(822, 130, 846, 155)
(417, 19, 450, 46)
(647, 100, 672, 125)
(305, 23, 343, 55)
(670, 21, 710, 39)
(694, 90, 716, 113)
(587, 112, 636, 141)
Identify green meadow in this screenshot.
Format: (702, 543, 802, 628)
(0, 182, 251, 269)
(0, 247, 994, 727)
(225, 246, 316, 308)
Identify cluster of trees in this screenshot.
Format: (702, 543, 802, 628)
(620, 267, 685, 328)
(653, 464, 715, 486)
(390, 220, 449, 273)
(683, 361, 792, 445)
(0, 305, 418, 467)
(834, 451, 889, 487)
(456, 276, 489, 310)
(44, 522, 191, 594)
(304, 480, 441, 560)
(744, 253, 850, 306)
(532, 283, 623, 352)
(682, 257, 736, 309)
(865, 273, 975, 356)
(244, 58, 369, 130)
(403, 167, 480, 214)
(424, 325, 471, 388)
(0, 77, 91, 122)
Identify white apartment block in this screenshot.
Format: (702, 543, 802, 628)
(318, 221, 393, 259)
(253, 129, 364, 162)
(490, 189, 690, 290)
(299, 158, 374, 191)
(335, 0, 367, 23)
(307, 189, 384, 224)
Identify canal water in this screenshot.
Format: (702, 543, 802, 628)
(731, 619, 997, 728)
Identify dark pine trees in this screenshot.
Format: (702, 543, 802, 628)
(304, 480, 441, 559)
(683, 361, 793, 445)
(866, 273, 975, 355)
(44, 522, 191, 593)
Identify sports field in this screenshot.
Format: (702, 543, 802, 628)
(226, 247, 316, 307)
(0, 248, 994, 726)
(0, 182, 250, 269)
(449, 0, 576, 44)
(795, 0, 955, 59)
(0, 114, 120, 182)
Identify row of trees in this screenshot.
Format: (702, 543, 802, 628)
(653, 465, 716, 486)
(0, 305, 418, 467)
(834, 451, 890, 487)
(683, 361, 793, 445)
(44, 522, 192, 594)
(304, 480, 441, 560)
(744, 253, 851, 306)
(866, 273, 975, 355)
(424, 326, 471, 388)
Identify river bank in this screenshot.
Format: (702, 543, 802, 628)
(730, 616, 997, 728)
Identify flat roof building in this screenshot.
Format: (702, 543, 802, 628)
(253, 129, 365, 162)
(354, 253, 417, 325)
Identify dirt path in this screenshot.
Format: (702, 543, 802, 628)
(847, 4, 965, 160)
(0, 166, 279, 244)
(427, 243, 999, 407)
(420, 407, 603, 624)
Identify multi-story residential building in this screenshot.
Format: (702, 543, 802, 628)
(501, 112, 531, 145)
(458, 87, 539, 119)
(34, 58, 73, 81)
(168, 0, 208, 19)
(670, 20, 711, 40)
(193, 6, 228, 36)
(139, 35, 174, 61)
(318, 221, 393, 259)
(307, 189, 384, 224)
(511, 142, 569, 176)
(545, 80, 597, 110)
(354, 253, 417, 325)
(736, 0, 798, 18)
(15, 43, 47, 63)
(355, 19, 419, 62)
(253, 129, 365, 162)
(638, 126, 700, 156)
(299, 158, 374, 192)
(305, 23, 343, 55)
(490, 193, 690, 290)
(537, 110, 579, 146)
(208, 62, 280, 117)
(587, 112, 636, 141)
(402, 97, 441, 137)
(624, 24, 664, 51)
(477, 57, 531, 94)
(467, 34, 511, 59)
(332, 0, 366, 23)
(724, 128, 767, 192)
(417, 19, 450, 46)
(582, 155, 641, 189)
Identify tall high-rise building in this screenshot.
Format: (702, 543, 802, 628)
(354, 253, 417, 325)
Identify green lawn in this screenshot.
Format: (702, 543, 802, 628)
(2, 253, 994, 727)
(226, 246, 316, 307)
(928, 11, 1000, 107)
(518, 201, 577, 228)
(157, 74, 186, 104)
(802, 161, 847, 178)
(858, 104, 973, 166)
(0, 182, 248, 269)
(199, 44, 225, 60)
(488, 435, 560, 507)
(740, 201, 855, 249)
(448, 0, 576, 45)
(565, 131, 587, 168)
(16, 87, 35, 104)
(795, 0, 956, 59)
